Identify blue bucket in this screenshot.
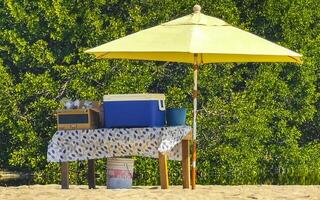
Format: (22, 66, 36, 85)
(166, 108, 187, 126)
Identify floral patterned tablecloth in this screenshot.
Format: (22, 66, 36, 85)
(47, 126, 191, 162)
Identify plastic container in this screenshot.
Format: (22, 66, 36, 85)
(103, 94, 165, 128)
(166, 108, 187, 126)
(107, 158, 134, 189)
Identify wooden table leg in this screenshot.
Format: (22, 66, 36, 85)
(182, 140, 190, 189)
(159, 152, 169, 189)
(88, 159, 96, 189)
(61, 162, 69, 189)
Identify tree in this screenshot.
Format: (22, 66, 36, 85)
(0, 0, 319, 185)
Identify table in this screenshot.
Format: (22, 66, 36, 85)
(47, 126, 192, 189)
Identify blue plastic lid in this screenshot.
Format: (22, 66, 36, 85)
(103, 93, 165, 101)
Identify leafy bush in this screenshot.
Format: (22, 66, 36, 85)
(0, 0, 319, 185)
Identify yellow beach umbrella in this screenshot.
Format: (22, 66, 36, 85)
(85, 5, 302, 189)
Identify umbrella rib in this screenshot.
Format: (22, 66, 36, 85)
(288, 56, 302, 63)
(97, 52, 109, 59)
(162, 24, 230, 27)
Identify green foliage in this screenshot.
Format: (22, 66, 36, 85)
(0, 60, 16, 168)
(0, 0, 319, 185)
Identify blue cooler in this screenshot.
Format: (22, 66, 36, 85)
(103, 94, 165, 128)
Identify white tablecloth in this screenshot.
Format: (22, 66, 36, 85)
(47, 126, 191, 162)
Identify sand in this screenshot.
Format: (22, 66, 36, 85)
(0, 185, 319, 200)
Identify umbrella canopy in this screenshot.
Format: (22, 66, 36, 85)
(85, 5, 302, 190)
(85, 6, 302, 64)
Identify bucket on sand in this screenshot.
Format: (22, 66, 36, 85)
(106, 158, 134, 189)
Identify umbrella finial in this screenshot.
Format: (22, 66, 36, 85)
(193, 5, 201, 13)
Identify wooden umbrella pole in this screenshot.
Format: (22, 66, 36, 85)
(191, 140, 197, 189)
(191, 54, 199, 190)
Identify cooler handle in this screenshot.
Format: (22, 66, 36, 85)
(158, 100, 166, 111)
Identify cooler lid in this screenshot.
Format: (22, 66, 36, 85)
(103, 93, 165, 101)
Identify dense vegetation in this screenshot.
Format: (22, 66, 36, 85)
(0, 0, 319, 185)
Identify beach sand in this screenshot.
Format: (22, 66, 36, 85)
(0, 185, 319, 200)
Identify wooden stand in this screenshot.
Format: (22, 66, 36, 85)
(158, 131, 192, 189)
(60, 130, 192, 190)
(56, 108, 100, 130)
